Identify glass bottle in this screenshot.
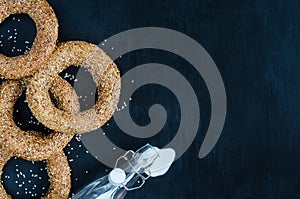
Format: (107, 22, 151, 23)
(73, 144, 159, 199)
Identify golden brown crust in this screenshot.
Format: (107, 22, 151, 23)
(42, 151, 71, 199)
(0, 0, 58, 79)
(0, 146, 11, 199)
(26, 41, 121, 134)
(0, 147, 71, 199)
(0, 78, 80, 161)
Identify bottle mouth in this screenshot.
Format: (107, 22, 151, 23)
(146, 148, 176, 177)
(110, 144, 176, 191)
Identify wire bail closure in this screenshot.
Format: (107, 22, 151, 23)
(114, 150, 152, 191)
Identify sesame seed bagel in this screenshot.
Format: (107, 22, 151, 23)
(0, 77, 79, 161)
(26, 41, 121, 134)
(0, 147, 71, 199)
(0, 0, 58, 79)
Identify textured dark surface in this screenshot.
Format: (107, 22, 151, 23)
(0, 0, 300, 198)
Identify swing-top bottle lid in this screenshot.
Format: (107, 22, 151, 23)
(108, 168, 126, 186)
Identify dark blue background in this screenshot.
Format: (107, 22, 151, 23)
(1, 0, 300, 198)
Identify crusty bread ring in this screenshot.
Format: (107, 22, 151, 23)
(0, 78, 79, 161)
(0, 0, 58, 79)
(26, 41, 121, 134)
(0, 146, 11, 199)
(42, 151, 71, 199)
(0, 147, 71, 199)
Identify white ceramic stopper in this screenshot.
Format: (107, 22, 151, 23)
(108, 168, 126, 186)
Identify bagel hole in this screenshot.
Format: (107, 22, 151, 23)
(13, 90, 60, 136)
(59, 66, 98, 111)
(0, 14, 36, 57)
(1, 157, 50, 199)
